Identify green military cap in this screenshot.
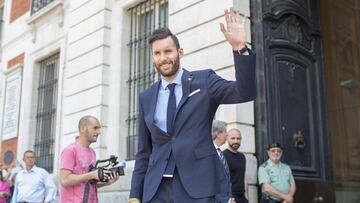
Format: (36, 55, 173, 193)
(267, 142, 283, 150)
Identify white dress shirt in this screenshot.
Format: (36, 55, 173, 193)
(11, 165, 56, 203)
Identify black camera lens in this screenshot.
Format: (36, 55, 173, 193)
(109, 166, 125, 176)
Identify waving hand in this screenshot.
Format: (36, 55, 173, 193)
(220, 8, 248, 50)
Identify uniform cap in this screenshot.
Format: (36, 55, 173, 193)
(267, 142, 283, 150)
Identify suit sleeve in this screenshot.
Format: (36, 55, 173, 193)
(207, 51, 256, 104)
(129, 95, 152, 199)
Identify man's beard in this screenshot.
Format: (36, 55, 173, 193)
(229, 143, 240, 151)
(154, 55, 180, 77)
(86, 132, 98, 143)
(270, 154, 282, 161)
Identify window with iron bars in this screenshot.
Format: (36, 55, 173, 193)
(34, 53, 59, 173)
(31, 0, 55, 15)
(126, 0, 168, 160)
(0, 6, 3, 41)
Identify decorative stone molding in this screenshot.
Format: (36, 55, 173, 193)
(26, 0, 64, 43)
(2, 63, 23, 141)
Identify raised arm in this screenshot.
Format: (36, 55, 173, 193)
(207, 8, 256, 104)
(220, 8, 248, 51)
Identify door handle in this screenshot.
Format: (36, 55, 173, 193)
(314, 195, 324, 202)
(340, 79, 357, 89)
(293, 131, 306, 149)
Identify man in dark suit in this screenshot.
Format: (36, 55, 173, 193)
(212, 120, 232, 203)
(129, 8, 256, 203)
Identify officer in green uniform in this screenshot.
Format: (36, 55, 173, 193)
(258, 143, 296, 203)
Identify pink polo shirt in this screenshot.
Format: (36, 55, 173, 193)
(60, 142, 97, 203)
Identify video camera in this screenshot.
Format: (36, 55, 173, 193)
(89, 155, 125, 182)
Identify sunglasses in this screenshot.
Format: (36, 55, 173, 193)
(269, 148, 282, 153)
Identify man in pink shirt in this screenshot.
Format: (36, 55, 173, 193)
(60, 116, 119, 203)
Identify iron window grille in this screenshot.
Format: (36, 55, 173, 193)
(31, 0, 55, 15)
(126, 0, 168, 160)
(34, 53, 59, 173)
(0, 6, 3, 41)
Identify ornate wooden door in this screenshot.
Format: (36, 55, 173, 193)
(251, 0, 334, 202)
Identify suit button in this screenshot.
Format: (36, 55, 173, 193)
(172, 136, 175, 140)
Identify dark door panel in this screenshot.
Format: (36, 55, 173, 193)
(294, 180, 335, 203)
(273, 51, 320, 177)
(251, 0, 334, 200)
(252, 0, 330, 178)
(251, 0, 360, 201)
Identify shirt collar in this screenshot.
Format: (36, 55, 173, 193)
(24, 165, 37, 173)
(267, 158, 281, 167)
(213, 142, 221, 149)
(160, 68, 183, 90)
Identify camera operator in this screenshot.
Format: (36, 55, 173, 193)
(60, 116, 120, 203)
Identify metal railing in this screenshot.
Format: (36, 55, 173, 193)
(126, 0, 168, 160)
(31, 0, 55, 15)
(34, 53, 59, 173)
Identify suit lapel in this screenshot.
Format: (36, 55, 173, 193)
(147, 69, 192, 137)
(171, 70, 193, 137)
(148, 81, 169, 137)
(147, 81, 160, 126)
(175, 69, 192, 117)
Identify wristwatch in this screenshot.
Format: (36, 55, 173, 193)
(235, 45, 248, 54)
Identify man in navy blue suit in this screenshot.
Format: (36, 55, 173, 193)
(129, 8, 256, 203)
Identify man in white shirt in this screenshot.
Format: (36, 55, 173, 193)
(11, 150, 56, 203)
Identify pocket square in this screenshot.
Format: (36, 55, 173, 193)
(189, 89, 200, 97)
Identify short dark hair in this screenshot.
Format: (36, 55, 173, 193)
(78, 115, 99, 131)
(23, 150, 35, 159)
(148, 27, 180, 49)
(228, 128, 241, 135)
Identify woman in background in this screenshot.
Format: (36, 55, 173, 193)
(0, 170, 10, 203)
